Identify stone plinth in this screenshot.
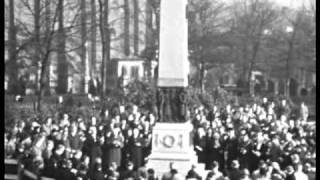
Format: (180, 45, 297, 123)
(146, 122, 198, 176)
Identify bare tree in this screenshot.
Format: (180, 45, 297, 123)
(80, 0, 87, 93)
(6, 0, 18, 94)
(188, 0, 231, 91)
(98, 0, 110, 96)
(133, 0, 139, 55)
(230, 0, 279, 94)
(56, 0, 68, 94)
(90, 0, 97, 76)
(124, 0, 130, 56)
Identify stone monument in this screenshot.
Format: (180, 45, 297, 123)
(146, 0, 202, 176)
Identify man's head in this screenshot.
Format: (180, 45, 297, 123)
(74, 150, 82, 159)
(240, 168, 250, 178)
(294, 163, 303, 172)
(147, 168, 155, 176)
(126, 161, 134, 170)
(286, 165, 295, 175)
(91, 117, 97, 126)
(281, 99, 286, 106)
(63, 113, 69, 120)
(231, 160, 240, 169)
(263, 97, 268, 103)
(169, 162, 177, 170)
(303, 162, 312, 173)
(210, 161, 219, 171)
(46, 140, 54, 150)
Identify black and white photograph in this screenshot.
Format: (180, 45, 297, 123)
(4, 0, 316, 180)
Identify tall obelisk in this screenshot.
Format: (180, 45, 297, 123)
(147, 0, 200, 176)
(157, 0, 189, 88)
(156, 0, 189, 123)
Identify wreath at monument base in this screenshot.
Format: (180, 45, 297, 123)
(162, 135, 175, 148)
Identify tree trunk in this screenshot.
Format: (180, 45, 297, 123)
(98, 0, 109, 96)
(199, 61, 205, 92)
(124, 0, 130, 56)
(7, 0, 18, 94)
(36, 2, 59, 112)
(57, 0, 68, 94)
(133, 0, 139, 55)
(145, 0, 153, 81)
(145, 0, 153, 50)
(104, 0, 110, 95)
(44, 0, 51, 95)
(34, 0, 41, 111)
(90, 0, 97, 78)
(247, 39, 261, 96)
(80, 0, 87, 93)
(285, 32, 296, 98)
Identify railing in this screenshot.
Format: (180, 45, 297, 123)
(5, 159, 19, 180)
(5, 159, 55, 180)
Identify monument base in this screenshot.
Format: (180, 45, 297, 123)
(146, 122, 203, 176)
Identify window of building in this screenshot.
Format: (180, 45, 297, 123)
(121, 66, 128, 77)
(131, 66, 139, 80)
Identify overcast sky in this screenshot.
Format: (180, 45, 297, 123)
(271, 0, 313, 9)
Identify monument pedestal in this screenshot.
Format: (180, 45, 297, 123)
(146, 122, 200, 176)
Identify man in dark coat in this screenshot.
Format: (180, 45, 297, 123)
(186, 164, 202, 180)
(194, 127, 207, 164)
(103, 126, 124, 168)
(75, 163, 90, 180)
(55, 159, 76, 180)
(120, 161, 138, 180)
(205, 130, 224, 170)
(247, 132, 266, 172)
(276, 99, 291, 119)
(238, 133, 251, 171)
(71, 150, 83, 169)
(88, 159, 106, 180)
(261, 97, 268, 112)
(128, 127, 144, 169)
(68, 124, 83, 151)
(284, 165, 296, 180)
(226, 160, 241, 180)
(224, 129, 239, 169)
(82, 127, 102, 170)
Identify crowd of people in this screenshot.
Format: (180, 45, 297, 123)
(4, 96, 316, 180)
(191, 98, 316, 180)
